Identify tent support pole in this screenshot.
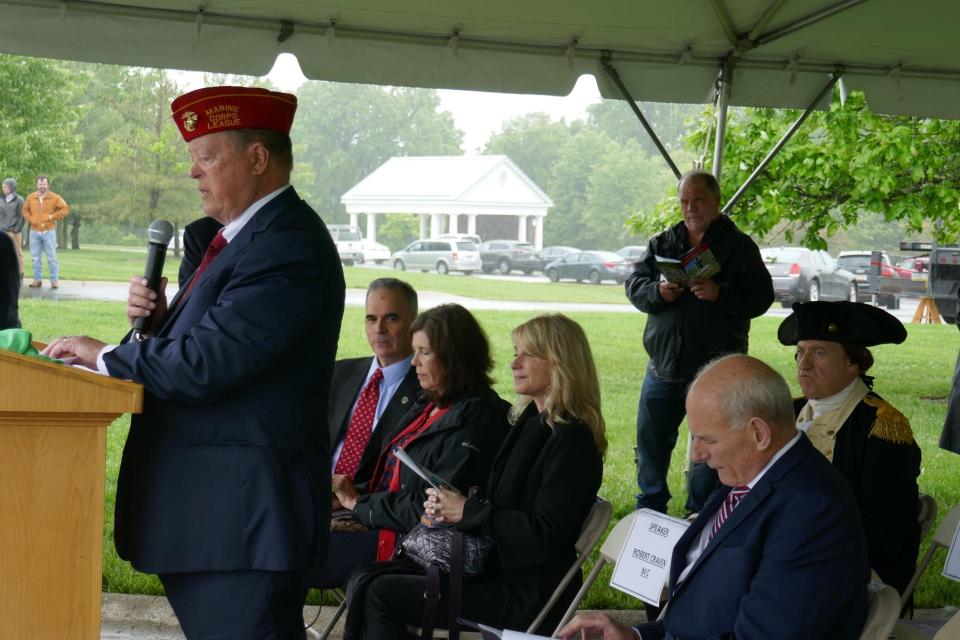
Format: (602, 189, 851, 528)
(757, 0, 869, 45)
(712, 62, 732, 183)
(722, 72, 841, 214)
(602, 55, 682, 180)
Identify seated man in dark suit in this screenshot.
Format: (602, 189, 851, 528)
(307, 277, 420, 587)
(561, 355, 870, 640)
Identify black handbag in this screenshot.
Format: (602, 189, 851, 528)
(400, 522, 493, 575)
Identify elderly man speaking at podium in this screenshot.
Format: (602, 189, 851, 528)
(44, 86, 345, 639)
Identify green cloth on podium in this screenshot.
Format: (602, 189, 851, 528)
(0, 328, 61, 363)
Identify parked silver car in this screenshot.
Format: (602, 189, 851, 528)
(392, 239, 481, 275)
(761, 247, 858, 307)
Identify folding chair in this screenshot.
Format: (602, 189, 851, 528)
(899, 501, 960, 610)
(555, 510, 642, 635)
(306, 589, 347, 640)
(411, 496, 613, 639)
(857, 581, 899, 640)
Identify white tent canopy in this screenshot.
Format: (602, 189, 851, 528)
(341, 156, 553, 248)
(2, 0, 959, 121)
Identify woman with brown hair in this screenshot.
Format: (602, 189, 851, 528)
(327, 304, 509, 584)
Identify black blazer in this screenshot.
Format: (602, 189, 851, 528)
(0, 232, 19, 329)
(328, 356, 420, 484)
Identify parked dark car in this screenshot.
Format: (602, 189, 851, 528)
(478, 240, 540, 274)
(535, 245, 580, 271)
(544, 250, 632, 284)
(761, 247, 858, 307)
(617, 245, 646, 264)
(836, 251, 907, 309)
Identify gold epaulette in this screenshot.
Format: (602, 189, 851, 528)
(863, 395, 914, 445)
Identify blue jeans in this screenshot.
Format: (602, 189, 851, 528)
(29, 229, 59, 281)
(635, 369, 718, 514)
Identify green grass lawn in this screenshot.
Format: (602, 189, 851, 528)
(16, 289, 960, 610)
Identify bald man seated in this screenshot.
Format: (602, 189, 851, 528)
(561, 355, 869, 640)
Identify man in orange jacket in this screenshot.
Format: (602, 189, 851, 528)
(23, 175, 68, 288)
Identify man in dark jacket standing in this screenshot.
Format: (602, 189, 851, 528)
(626, 170, 773, 515)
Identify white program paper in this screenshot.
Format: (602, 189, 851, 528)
(610, 509, 690, 605)
(942, 518, 960, 582)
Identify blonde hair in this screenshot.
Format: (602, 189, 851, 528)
(508, 314, 607, 457)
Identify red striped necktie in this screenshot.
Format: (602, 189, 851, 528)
(181, 229, 227, 299)
(710, 485, 750, 540)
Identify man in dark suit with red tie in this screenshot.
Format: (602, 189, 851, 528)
(45, 86, 345, 639)
(305, 277, 420, 587)
(561, 355, 870, 640)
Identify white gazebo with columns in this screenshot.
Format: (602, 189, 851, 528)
(341, 155, 553, 250)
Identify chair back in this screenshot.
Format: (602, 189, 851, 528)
(527, 497, 612, 634)
(858, 582, 899, 640)
(900, 501, 960, 609)
(550, 510, 642, 637)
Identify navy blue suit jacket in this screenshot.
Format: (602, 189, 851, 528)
(105, 187, 345, 574)
(637, 433, 869, 640)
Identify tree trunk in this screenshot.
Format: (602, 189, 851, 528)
(70, 217, 81, 250)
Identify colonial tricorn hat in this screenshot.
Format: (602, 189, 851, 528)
(170, 86, 297, 142)
(777, 301, 907, 346)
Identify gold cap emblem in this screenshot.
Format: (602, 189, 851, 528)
(827, 322, 838, 333)
(181, 111, 198, 132)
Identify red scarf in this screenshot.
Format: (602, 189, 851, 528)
(369, 403, 450, 560)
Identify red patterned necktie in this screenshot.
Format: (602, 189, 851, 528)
(710, 485, 750, 540)
(334, 368, 383, 478)
(181, 229, 227, 299)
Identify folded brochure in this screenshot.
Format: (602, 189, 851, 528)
(393, 446, 461, 494)
(656, 242, 721, 286)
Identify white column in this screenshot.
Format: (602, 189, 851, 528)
(534, 215, 544, 250)
(448, 213, 458, 234)
(349, 213, 359, 229)
(467, 215, 477, 236)
(517, 215, 528, 242)
(419, 214, 428, 240)
(366, 212, 377, 243)
(430, 213, 443, 238)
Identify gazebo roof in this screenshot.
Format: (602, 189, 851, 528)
(341, 155, 553, 216)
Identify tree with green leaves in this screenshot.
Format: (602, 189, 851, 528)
(0, 55, 84, 248)
(633, 92, 960, 248)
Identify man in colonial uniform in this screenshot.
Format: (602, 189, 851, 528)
(778, 301, 920, 597)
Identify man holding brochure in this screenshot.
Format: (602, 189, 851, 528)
(560, 355, 869, 640)
(625, 170, 773, 516)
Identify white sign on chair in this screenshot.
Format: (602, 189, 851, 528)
(610, 509, 690, 605)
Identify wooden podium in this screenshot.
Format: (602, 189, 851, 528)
(0, 349, 142, 639)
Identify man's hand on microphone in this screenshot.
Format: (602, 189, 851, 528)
(127, 275, 168, 333)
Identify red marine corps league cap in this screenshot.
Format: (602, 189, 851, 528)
(170, 86, 297, 142)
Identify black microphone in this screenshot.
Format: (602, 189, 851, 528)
(132, 219, 175, 341)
